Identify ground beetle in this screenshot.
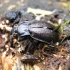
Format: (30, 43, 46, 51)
(12, 20, 59, 45)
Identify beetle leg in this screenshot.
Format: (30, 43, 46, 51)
(48, 44, 55, 47)
(25, 37, 41, 54)
(60, 36, 70, 44)
(42, 42, 58, 54)
(26, 38, 37, 54)
(18, 36, 28, 42)
(60, 36, 66, 44)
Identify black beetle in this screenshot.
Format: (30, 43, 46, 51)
(12, 20, 59, 45)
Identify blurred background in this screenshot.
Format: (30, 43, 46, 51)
(0, 0, 70, 15)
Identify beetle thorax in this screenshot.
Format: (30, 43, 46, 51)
(18, 24, 30, 36)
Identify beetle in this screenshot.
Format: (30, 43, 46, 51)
(18, 21, 59, 43)
(11, 20, 59, 53)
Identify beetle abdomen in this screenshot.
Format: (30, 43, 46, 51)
(29, 21, 59, 43)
